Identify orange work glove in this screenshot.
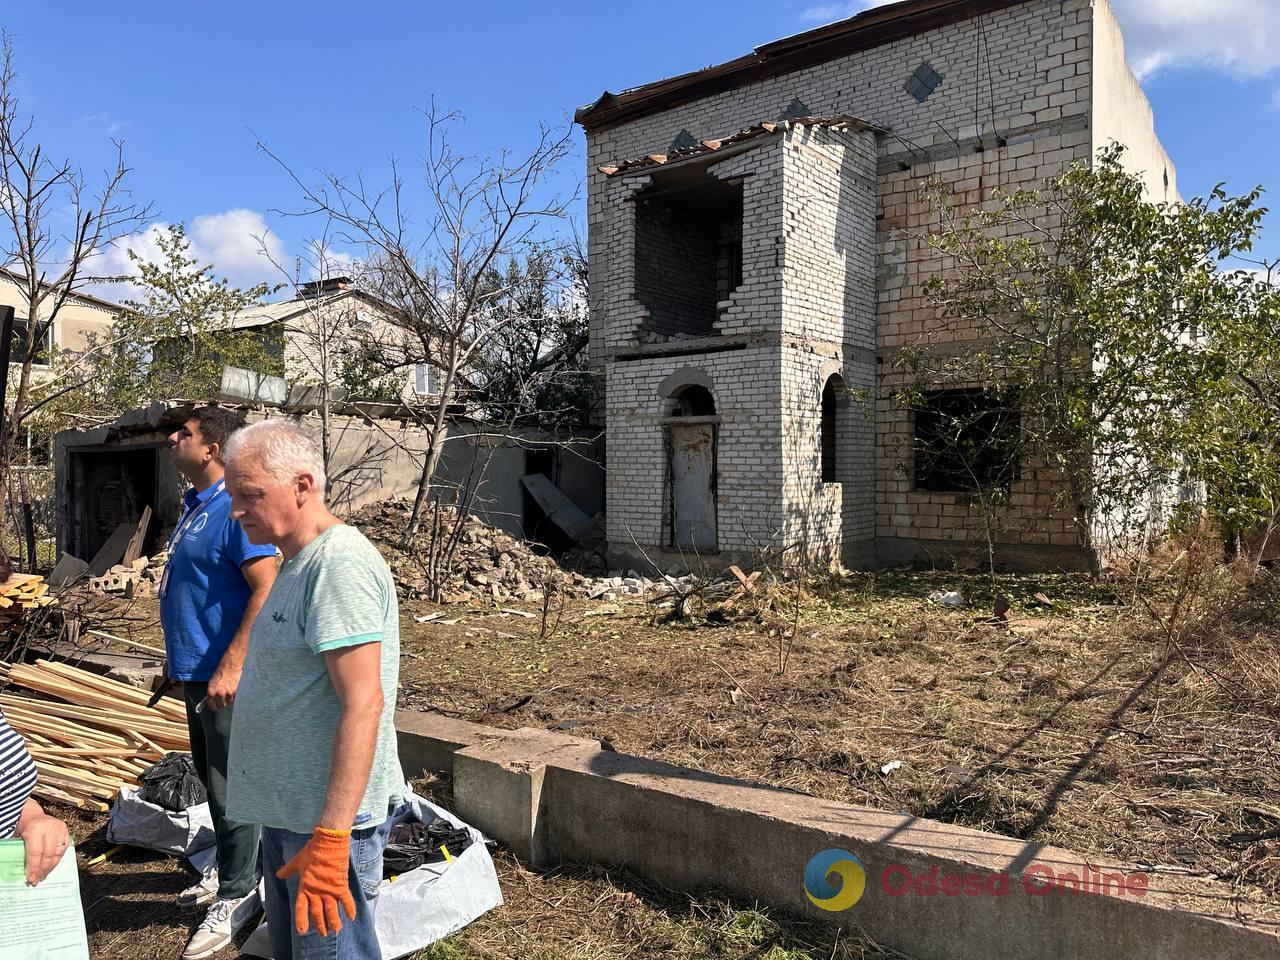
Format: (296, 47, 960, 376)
(276, 826, 357, 937)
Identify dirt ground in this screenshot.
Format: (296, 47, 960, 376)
(50, 567, 1280, 955)
(393, 570, 1280, 930)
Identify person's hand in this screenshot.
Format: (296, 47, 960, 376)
(204, 660, 241, 711)
(15, 811, 70, 885)
(276, 827, 355, 936)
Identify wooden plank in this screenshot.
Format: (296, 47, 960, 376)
(28, 661, 188, 723)
(88, 523, 135, 577)
(85, 629, 167, 658)
(0, 696, 188, 746)
(32, 784, 110, 813)
(31, 766, 119, 799)
(122, 506, 153, 567)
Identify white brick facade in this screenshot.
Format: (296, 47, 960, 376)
(583, 0, 1175, 571)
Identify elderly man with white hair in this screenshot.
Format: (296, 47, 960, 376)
(223, 420, 405, 959)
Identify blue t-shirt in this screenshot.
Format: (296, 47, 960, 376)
(159, 479, 278, 681)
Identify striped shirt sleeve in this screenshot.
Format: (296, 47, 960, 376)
(0, 708, 37, 839)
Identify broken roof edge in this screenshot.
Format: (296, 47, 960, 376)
(598, 115, 886, 178)
(575, 0, 1029, 133)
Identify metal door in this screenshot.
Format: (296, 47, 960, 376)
(668, 423, 717, 551)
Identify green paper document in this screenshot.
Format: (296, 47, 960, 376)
(0, 839, 89, 960)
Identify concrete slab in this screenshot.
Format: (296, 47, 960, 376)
(453, 727, 600, 866)
(397, 713, 1279, 960)
(520, 474, 597, 543)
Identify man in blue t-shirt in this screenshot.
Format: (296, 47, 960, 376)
(160, 406, 278, 960)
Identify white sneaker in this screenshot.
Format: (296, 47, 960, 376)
(176, 863, 219, 909)
(182, 891, 262, 960)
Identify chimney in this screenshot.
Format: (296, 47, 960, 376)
(297, 276, 352, 299)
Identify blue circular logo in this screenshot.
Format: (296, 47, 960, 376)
(804, 849, 866, 911)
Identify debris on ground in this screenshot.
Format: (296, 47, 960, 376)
(0, 658, 188, 812)
(927, 590, 966, 607)
(0, 572, 57, 622)
(348, 499, 710, 606)
(85, 550, 167, 598)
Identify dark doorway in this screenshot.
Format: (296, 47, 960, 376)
(522, 447, 572, 550)
(67, 447, 163, 561)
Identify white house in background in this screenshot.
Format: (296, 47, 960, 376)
(0, 268, 121, 374)
(226, 277, 442, 404)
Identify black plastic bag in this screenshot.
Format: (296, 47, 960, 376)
(383, 819, 472, 878)
(138, 752, 207, 811)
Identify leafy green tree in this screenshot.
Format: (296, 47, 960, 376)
(903, 145, 1270, 570)
(470, 244, 592, 430)
(337, 339, 402, 403)
(85, 223, 281, 412)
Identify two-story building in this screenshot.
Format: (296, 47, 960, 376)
(578, 0, 1175, 572)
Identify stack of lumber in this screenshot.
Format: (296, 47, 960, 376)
(0, 573, 57, 612)
(0, 658, 189, 812)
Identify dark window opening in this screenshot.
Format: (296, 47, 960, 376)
(10, 317, 52, 365)
(670, 384, 716, 418)
(67, 447, 163, 562)
(913, 389, 1020, 493)
(635, 175, 743, 341)
(821, 375, 842, 483)
(715, 221, 743, 304)
(522, 447, 573, 551)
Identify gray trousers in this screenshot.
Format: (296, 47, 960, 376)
(183, 681, 261, 900)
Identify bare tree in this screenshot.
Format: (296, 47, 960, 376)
(259, 103, 576, 547)
(0, 34, 150, 526)
(256, 227, 366, 473)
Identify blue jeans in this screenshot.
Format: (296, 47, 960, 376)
(260, 807, 399, 960)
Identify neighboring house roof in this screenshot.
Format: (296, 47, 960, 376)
(599, 115, 885, 177)
(228, 288, 388, 331)
(0, 266, 122, 314)
(574, 0, 1028, 132)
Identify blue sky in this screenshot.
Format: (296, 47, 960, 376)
(1, 0, 1277, 294)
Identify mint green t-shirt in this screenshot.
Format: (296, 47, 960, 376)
(227, 523, 404, 833)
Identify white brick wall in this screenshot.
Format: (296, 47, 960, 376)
(587, 0, 1168, 569)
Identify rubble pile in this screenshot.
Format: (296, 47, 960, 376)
(86, 550, 167, 599)
(348, 499, 703, 605)
(349, 500, 598, 603)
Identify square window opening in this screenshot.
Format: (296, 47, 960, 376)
(913, 389, 1020, 493)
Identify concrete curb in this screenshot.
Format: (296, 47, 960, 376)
(395, 710, 1278, 960)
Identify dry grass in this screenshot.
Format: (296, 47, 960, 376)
(399, 569, 1280, 928)
(54, 565, 1280, 956)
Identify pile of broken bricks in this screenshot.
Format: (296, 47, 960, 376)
(49, 505, 166, 599)
(87, 550, 167, 598)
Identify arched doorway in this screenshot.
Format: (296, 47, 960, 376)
(664, 383, 719, 551)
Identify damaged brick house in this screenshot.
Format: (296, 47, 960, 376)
(577, 0, 1175, 571)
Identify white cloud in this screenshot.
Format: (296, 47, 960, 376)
(86, 209, 285, 301)
(1113, 0, 1280, 80)
(800, 0, 1280, 81)
(188, 210, 286, 283)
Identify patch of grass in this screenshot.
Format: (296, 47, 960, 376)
(407, 848, 908, 960)
(397, 568, 1280, 924)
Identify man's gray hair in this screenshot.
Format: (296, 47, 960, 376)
(224, 420, 327, 495)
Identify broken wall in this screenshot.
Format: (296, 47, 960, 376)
(55, 407, 604, 560)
